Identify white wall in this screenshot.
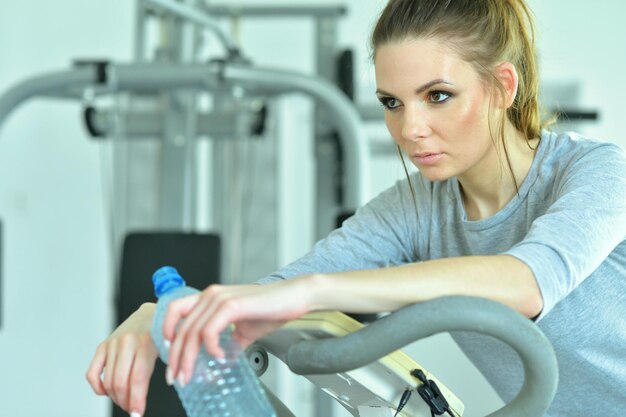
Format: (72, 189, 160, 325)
(529, 0, 626, 148)
(0, 2, 133, 417)
(0, 1, 625, 417)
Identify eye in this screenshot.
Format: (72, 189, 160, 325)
(378, 96, 402, 111)
(428, 90, 452, 103)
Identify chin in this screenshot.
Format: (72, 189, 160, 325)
(418, 168, 454, 183)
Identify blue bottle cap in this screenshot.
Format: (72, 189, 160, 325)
(152, 266, 186, 298)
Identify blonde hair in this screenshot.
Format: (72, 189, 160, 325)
(371, 0, 546, 190)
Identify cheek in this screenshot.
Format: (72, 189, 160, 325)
(454, 95, 489, 133)
(444, 95, 493, 160)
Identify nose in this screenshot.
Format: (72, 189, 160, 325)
(401, 107, 431, 141)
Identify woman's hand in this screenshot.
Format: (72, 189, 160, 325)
(163, 279, 312, 386)
(86, 303, 159, 417)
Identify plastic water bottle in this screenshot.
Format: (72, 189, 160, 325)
(151, 266, 277, 417)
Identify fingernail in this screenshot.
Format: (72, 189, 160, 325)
(164, 339, 171, 350)
(130, 412, 141, 417)
(177, 372, 186, 388)
(166, 367, 174, 386)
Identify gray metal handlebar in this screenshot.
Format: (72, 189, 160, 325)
(286, 296, 558, 417)
(0, 62, 369, 210)
(143, 0, 240, 57)
(0, 67, 98, 130)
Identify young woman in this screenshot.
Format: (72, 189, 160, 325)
(87, 1, 626, 416)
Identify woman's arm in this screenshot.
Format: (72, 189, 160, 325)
(165, 253, 542, 386)
(307, 254, 543, 317)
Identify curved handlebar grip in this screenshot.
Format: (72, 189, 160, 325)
(0, 67, 97, 132)
(285, 296, 558, 417)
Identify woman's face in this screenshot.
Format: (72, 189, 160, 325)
(374, 37, 497, 182)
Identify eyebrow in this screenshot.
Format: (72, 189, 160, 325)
(376, 79, 454, 96)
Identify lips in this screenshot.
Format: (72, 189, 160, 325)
(412, 151, 444, 165)
(414, 152, 439, 158)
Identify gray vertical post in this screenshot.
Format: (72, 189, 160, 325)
(158, 94, 195, 228)
(211, 127, 226, 278)
(211, 95, 237, 283)
(134, 0, 147, 61)
(109, 1, 201, 274)
(314, 15, 341, 242)
(157, 14, 186, 228)
(314, 15, 341, 417)
(125, 4, 198, 230)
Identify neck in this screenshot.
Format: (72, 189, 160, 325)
(458, 123, 538, 220)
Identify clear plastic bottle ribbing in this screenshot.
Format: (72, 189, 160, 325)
(151, 266, 277, 417)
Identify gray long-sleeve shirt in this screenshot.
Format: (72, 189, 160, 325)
(259, 130, 626, 416)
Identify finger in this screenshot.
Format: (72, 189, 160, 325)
(174, 291, 231, 385)
(232, 329, 252, 350)
(178, 326, 203, 387)
(166, 291, 214, 378)
(128, 337, 158, 417)
(111, 335, 139, 411)
(232, 320, 284, 350)
(162, 294, 200, 342)
(199, 297, 244, 359)
(86, 344, 108, 395)
(170, 301, 212, 385)
(102, 340, 119, 405)
(177, 304, 232, 386)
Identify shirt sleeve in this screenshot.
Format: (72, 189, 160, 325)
(505, 143, 626, 319)
(257, 178, 421, 284)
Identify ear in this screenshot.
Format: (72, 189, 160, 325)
(493, 61, 519, 109)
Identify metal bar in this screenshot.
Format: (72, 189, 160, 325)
(0, 67, 97, 132)
(314, 16, 342, 242)
(158, 98, 191, 228)
(222, 64, 370, 211)
(143, 0, 239, 55)
(261, 382, 297, 417)
(86, 107, 251, 138)
(111, 63, 221, 90)
(134, 0, 148, 60)
(204, 4, 347, 18)
(554, 109, 599, 121)
(0, 62, 369, 210)
(286, 296, 558, 417)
